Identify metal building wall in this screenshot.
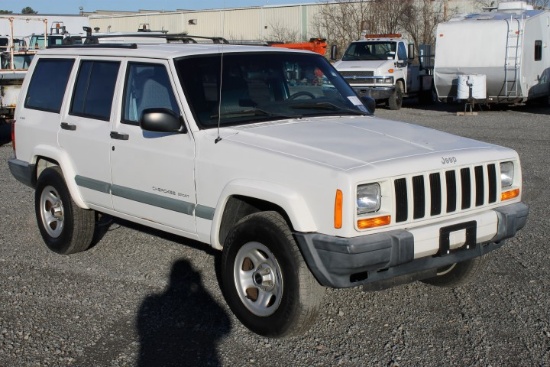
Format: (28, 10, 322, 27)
(89, 5, 320, 41)
(88, 1, 479, 41)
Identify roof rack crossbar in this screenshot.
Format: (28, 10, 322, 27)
(48, 43, 138, 49)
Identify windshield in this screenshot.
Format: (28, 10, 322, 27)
(175, 52, 369, 128)
(342, 41, 396, 61)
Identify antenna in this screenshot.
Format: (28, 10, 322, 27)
(215, 1, 226, 144)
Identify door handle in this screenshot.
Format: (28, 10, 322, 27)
(60, 122, 76, 131)
(110, 131, 129, 140)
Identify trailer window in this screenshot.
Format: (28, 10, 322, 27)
(535, 40, 542, 61)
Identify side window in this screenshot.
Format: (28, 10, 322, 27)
(398, 43, 407, 61)
(24, 58, 74, 113)
(535, 40, 542, 61)
(70, 60, 120, 121)
(122, 62, 180, 125)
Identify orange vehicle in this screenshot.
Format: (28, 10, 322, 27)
(269, 38, 327, 55)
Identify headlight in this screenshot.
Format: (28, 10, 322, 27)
(375, 77, 393, 84)
(500, 161, 514, 188)
(357, 183, 381, 215)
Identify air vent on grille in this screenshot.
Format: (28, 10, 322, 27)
(394, 164, 499, 224)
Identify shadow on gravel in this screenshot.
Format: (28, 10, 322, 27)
(137, 258, 231, 367)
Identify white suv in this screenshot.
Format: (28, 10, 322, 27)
(8, 41, 528, 337)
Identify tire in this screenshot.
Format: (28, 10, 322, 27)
(388, 81, 404, 110)
(35, 166, 96, 255)
(220, 211, 324, 338)
(420, 256, 485, 288)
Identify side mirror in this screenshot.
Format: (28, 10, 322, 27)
(330, 45, 338, 61)
(360, 95, 376, 114)
(408, 43, 415, 60)
(140, 108, 186, 133)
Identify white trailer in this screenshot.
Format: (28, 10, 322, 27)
(434, 1, 550, 104)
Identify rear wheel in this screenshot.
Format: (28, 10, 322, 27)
(220, 211, 324, 337)
(35, 167, 96, 255)
(421, 257, 485, 288)
(388, 81, 404, 110)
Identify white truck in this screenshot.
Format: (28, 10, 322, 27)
(8, 40, 528, 338)
(334, 33, 434, 110)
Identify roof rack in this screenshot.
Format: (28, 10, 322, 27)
(48, 43, 138, 49)
(165, 33, 229, 44)
(73, 27, 230, 45)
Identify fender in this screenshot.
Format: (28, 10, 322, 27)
(31, 145, 89, 209)
(210, 179, 318, 249)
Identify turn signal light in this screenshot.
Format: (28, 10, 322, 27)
(501, 188, 520, 201)
(334, 189, 343, 229)
(357, 215, 391, 229)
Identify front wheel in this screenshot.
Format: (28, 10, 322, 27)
(220, 211, 324, 338)
(35, 167, 96, 255)
(387, 81, 404, 110)
(420, 257, 485, 288)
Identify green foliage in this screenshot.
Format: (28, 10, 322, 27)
(0, 10, 13, 14)
(21, 7, 38, 14)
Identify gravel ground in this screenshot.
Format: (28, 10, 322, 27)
(0, 101, 549, 367)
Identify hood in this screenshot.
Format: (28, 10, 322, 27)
(334, 59, 391, 71)
(222, 116, 501, 171)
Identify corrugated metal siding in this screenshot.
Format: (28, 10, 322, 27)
(89, 5, 322, 41)
(89, 1, 479, 41)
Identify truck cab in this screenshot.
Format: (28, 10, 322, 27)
(334, 34, 433, 110)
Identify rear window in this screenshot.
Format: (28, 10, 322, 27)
(24, 58, 75, 113)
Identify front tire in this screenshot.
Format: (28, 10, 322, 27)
(35, 167, 96, 255)
(421, 257, 485, 288)
(388, 81, 404, 110)
(220, 211, 324, 338)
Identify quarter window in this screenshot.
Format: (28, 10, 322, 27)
(70, 60, 120, 120)
(24, 58, 74, 113)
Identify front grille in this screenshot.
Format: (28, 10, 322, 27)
(338, 70, 374, 84)
(394, 164, 498, 223)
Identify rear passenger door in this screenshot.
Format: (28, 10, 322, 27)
(58, 58, 121, 210)
(109, 60, 197, 235)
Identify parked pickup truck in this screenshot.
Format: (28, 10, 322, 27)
(8, 40, 528, 338)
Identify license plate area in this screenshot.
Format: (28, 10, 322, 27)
(438, 221, 477, 256)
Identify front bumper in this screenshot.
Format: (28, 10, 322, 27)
(352, 86, 395, 100)
(294, 202, 528, 288)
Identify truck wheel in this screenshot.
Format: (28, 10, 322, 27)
(388, 81, 403, 110)
(421, 257, 485, 288)
(220, 211, 324, 337)
(35, 167, 96, 255)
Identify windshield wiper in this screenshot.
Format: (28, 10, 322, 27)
(212, 108, 295, 119)
(290, 101, 368, 115)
